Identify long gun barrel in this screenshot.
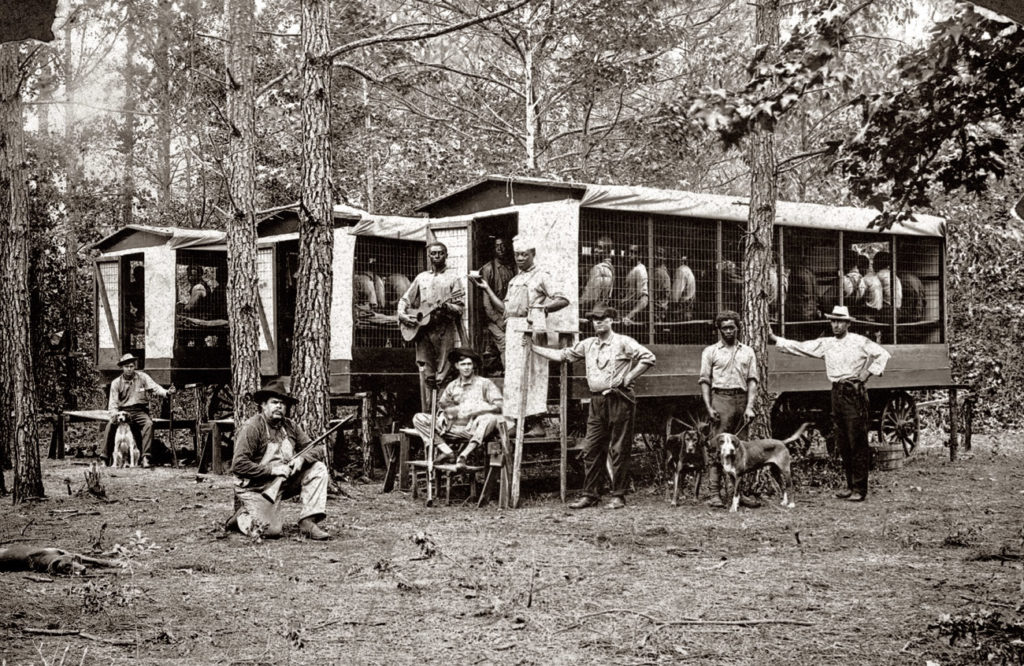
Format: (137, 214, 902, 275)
(259, 414, 355, 502)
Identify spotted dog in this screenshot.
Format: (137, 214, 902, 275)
(666, 417, 707, 506)
(714, 423, 811, 513)
(111, 411, 139, 468)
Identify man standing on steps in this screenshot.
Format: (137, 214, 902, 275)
(699, 311, 760, 509)
(397, 241, 466, 411)
(528, 306, 655, 510)
(769, 305, 891, 502)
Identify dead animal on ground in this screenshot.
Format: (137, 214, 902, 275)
(111, 411, 139, 468)
(716, 423, 811, 513)
(0, 544, 123, 576)
(665, 416, 705, 506)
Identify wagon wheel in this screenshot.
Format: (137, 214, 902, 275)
(770, 396, 832, 457)
(879, 391, 919, 456)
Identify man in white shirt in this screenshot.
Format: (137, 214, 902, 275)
(769, 306, 890, 502)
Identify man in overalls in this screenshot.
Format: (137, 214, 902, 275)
(228, 378, 331, 540)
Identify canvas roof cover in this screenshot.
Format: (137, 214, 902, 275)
(580, 184, 946, 237)
(88, 225, 227, 253)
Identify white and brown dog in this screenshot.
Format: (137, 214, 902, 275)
(715, 423, 810, 513)
(666, 417, 706, 506)
(111, 411, 140, 468)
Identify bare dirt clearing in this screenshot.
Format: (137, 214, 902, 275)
(2, 433, 1022, 665)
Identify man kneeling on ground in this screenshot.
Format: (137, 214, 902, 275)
(412, 347, 504, 468)
(228, 378, 331, 540)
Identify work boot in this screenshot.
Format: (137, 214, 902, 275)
(298, 518, 331, 541)
(568, 496, 600, 509)
(605, 496, 626, 510)
(834, 488, 853, 499)
(141, 455, 152, 469)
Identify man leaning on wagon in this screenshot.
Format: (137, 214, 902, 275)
(104, 353, 174, 468)
(769, 305, 891, 502)
(529, 306, 655, 510)
(227, 378, 331, 540)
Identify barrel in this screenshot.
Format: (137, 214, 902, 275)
(873, 444, 905, 471)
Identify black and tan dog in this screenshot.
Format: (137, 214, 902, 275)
(715, 422, 811, 513)
(666, 417, 707, 506)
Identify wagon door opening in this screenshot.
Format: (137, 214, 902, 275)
(468, 213, 517, 376)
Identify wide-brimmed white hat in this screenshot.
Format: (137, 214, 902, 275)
(824, 305, 856, 322)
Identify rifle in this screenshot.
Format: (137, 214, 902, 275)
(259, 415, 354, 503)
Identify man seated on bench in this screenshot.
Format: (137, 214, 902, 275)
(412, 347, 504, 469)
(104, 353, 174, 468)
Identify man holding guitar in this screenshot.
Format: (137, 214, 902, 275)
(397, 242, 466, 411)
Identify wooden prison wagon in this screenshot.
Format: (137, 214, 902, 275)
(86, 207, 429, 471)
(417, 175, 961, 460)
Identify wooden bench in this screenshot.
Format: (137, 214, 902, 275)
(48, 409, 197, 460)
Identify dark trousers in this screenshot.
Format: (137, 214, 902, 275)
(104, 406, 154, 462)
(831, 382, 870, 495)
(707, 390, 749, 496)
(581, 392, 635, 498)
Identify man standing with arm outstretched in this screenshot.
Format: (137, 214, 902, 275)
(769, 305, 890, 502)
(529, 306, 655, 510)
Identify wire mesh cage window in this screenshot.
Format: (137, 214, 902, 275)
(97, 260, 120, 351)
(175, 252, 229, 352)
(652, 215, 717, 345)
(843, 234, 894, 344)
(123, 256, 145, 359)
(353, 236, 423, 349)
(578, 209, 649, 341)
(895, 236, 943, 343)
(780, 227, 839, 341)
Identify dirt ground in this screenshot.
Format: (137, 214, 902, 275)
(1, 431, 1022, 666)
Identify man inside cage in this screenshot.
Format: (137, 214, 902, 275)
(397, 241, 467, 411)
(475, 235, 515, 373)
(620, 244, 650, 326)
(580, 235, 615, 313)
(652, 247, 672, 323)
(671, 251, 696, 322)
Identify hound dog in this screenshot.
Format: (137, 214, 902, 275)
(111, 411, 140, 468)
(665, 417, 707, 506)
(715, 423, 811, 513)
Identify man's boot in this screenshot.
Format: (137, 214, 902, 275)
(705, 466, 725, 508)
(298, 517, 331, 541)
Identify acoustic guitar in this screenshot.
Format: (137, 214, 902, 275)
(399, 300, 452, 342)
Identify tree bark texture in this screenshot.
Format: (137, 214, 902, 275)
(0, 44, 45, 501)
(744, 0, 781, 439)
(155, 0, 174, 213)
(291, 0, 334, 437)
(121, 8, 137, 227)
(224, 0, 261, 423)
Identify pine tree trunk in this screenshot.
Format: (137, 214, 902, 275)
(121, 9, 136, 227)
(155, 0, 173, 213)
(0, 44, 45, 502)
(290, 0, 333, 437)
(62, 20, 80, 414)
(743, 0, 781, 439)
(224, 0, 261, 423)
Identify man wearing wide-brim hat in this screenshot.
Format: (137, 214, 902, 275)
(104, 353, 174, 468)
(229, 377, 331, 540)
(411, 347, 504, 467)
(529, 306, 656, 510)
(769, 305, 891, 503)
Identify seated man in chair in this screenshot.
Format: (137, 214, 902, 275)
(412, 347, 505, 468)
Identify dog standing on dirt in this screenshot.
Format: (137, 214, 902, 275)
(666, 417, 706, 506)
(111, 411, 139, 468)
(715, 423, 810, 513)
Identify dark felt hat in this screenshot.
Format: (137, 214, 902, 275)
(250, 377, 298, 405)
(585, 306, 618, 321)
(447, 347, 483, 368)
(117, 353, 140, 367)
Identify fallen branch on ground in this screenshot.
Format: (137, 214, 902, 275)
(22, 627, 136, 646)
(559, 608, 814, 636)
